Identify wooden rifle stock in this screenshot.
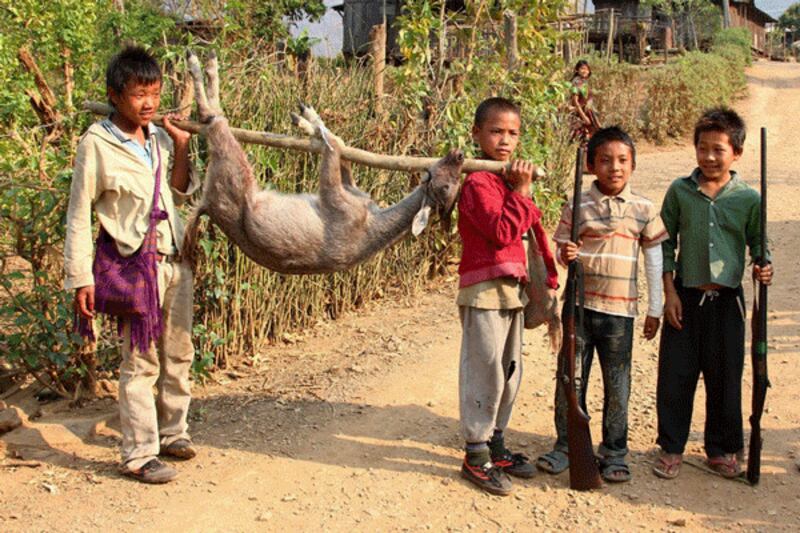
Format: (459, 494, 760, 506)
(560, 147, 602, 490)
(747, 127, 770, 485)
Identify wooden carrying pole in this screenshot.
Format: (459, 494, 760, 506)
(84, 101, 545, 177)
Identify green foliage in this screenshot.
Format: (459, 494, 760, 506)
(590, 25, 749, 144)
(641, 0, 721, 49)
(711, 27, 753, 65)
(393, 0, 572, 221)
(223, 0, 325, 47)
(778, 3, 800, 31)
(285, 29, 321, 59)
(0, 1, 181, 397)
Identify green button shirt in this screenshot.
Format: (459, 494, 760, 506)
(661, 168, 767, 288)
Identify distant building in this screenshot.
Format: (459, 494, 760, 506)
(590, 0, 775, 54)
(715, 0, 776, 51)
(332, 0, 465, 58)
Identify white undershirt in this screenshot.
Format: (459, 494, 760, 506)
(644, 245, 663, 318)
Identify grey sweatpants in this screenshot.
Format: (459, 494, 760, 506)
(459, 306, 524, 443)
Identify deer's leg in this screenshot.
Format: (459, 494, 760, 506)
(186, 51, 215, 123)
(204, 51, 222, 115)
(340, 159, 355, 188)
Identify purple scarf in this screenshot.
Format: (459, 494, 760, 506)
(77, 144, 167, 353)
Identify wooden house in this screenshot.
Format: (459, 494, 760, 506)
(715, 0, 776, 51)
(589, 0, 775, 55)
(332, 0, 465, 58)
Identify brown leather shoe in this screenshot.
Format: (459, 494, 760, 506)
(161, 439, 197, 460)
(124, 459, 177, 484)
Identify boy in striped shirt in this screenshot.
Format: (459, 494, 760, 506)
(536, 127, 668, 482)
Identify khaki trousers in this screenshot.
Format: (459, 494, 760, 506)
(119, 261, 194, 471)
(458, 306, 524, 443)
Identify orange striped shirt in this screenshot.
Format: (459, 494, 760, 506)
(554, 181, 668, 317)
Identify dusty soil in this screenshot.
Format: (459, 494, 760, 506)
(2, 60, 799, 532)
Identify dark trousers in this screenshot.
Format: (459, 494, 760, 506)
(554, 309, 634, 458)
(656, 281, 745, 457)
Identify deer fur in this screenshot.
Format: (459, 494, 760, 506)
(182, 51, 464, 274)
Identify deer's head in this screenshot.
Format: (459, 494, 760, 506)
(412, 149, 464, 236)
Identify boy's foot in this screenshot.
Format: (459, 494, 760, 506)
(707, 454, 742, 479)
(461, 458, 513, 496)
(652, 452, 682, 480)
(491, 450, 536, 478)
(161, 439, 197, 460)
(600, 458, 631, 483)
(123, 459, 177, 484)
(536, 450, 569, 475)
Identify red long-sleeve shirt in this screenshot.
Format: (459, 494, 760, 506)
(457, 171, 558, 289)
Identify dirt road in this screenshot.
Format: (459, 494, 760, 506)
(2, 60, 799, 532)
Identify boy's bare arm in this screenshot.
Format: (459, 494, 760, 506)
(163, 113, 192, 193)
(663, 272, 682, 330)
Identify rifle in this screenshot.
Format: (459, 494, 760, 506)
(747, 127, 770, 485)
(560, 146, 602, 490)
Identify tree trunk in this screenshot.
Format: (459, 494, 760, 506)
(369, 23, 386, 116)
(504, 10, 518, 71)
(721, 0, 731, 29)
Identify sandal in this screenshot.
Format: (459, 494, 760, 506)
(535, 450, 569, 475)
(707, 454, 742, 479)
(652, 452, 682, 479)
(601, 459, 631, 483)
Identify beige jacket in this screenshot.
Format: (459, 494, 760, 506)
(63, 122, 199, 290)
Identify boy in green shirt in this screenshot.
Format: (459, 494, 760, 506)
(653, 108, 773, 480)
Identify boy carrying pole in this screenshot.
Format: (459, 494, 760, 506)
(65, 46, 199, 483)
(456, 97, 559, 496)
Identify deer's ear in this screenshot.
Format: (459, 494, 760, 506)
(412, 196, 432, 236)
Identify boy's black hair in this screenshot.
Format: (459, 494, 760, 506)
(474, 97, 520, 127)
(693, 107, 746, 154)
(587, 126, 636, 166)
(106, 46, 162, 97)
(573, 59, 591, 78)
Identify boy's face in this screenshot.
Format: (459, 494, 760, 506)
(109, 80, 162, 129)
(588, 140, 634, 196)
(472, 110, 520, 162)
(695, 130, 741, 181)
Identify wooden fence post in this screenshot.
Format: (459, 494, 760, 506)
(369, 23, 386, 115)
(504, 11, 518, 71)
(606, 10, 615, 63)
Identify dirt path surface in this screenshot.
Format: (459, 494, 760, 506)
(2, 60, 799, 532)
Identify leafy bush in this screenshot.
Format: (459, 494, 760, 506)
(589, 27, 749, 143)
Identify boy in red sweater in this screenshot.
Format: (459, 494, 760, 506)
(457, 97, 558, 495)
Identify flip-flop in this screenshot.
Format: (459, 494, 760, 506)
(535, 450, 569, 475)
(601, 460, 631, 483)
(707, 454, 742, 479)
(652, 453, 682, 479)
